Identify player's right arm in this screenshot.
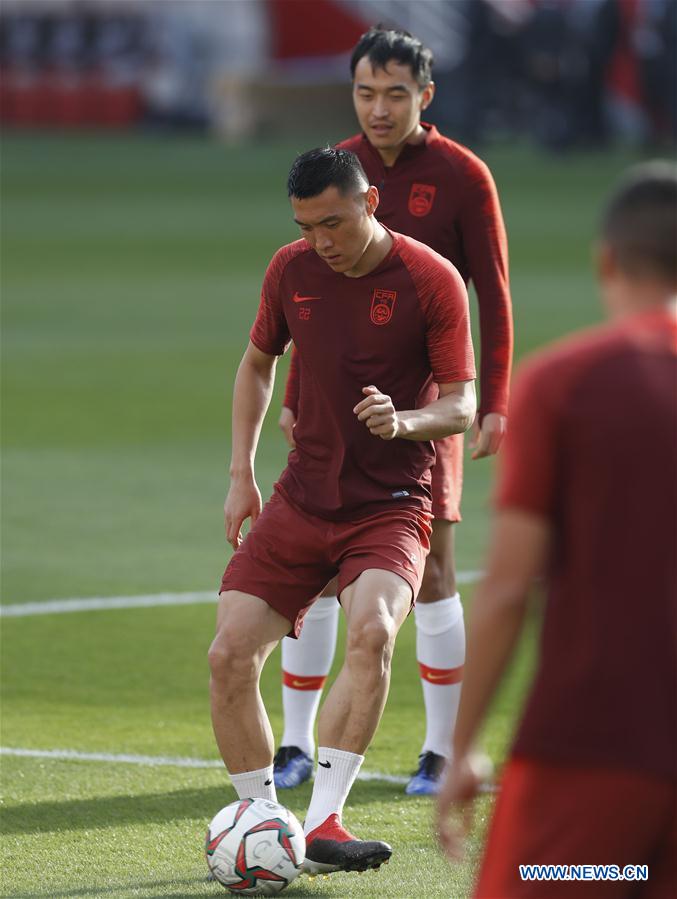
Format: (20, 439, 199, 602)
(224, 341, 278, 549)
(225, 245, 295, 548)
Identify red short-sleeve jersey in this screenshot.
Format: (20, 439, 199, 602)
(285, 125, 511, 419)
(497, 306, 677, 780)
(251, 230, 475, 520)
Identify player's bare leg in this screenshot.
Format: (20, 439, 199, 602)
(275, 578, 339, 789)
(407, 520, 466, 795)
(317, 569, 411, 752)
(208, 590, 291, 802)
(302, 568, 411, 875)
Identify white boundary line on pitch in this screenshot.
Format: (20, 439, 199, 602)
(0, 571, 483, 618)
(0, 591, 218, 618)
(0, 747, 409, 785)
(0, 747, 496, 791)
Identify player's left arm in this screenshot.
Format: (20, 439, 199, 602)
(460, 157, 513, 459)
(279, 345, 300, 448)
(435, 509, 551, 859)
(354, 380, 476, 441)
(358, 249, 477, 439)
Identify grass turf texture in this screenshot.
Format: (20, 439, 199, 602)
(1, 134, 637, 897)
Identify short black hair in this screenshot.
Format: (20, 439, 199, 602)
(350, 25, 433, 89)
(287, 147, 368, 200)
(602, 160, 677, 282)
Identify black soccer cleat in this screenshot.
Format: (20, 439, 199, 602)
(302, 813, 392, 875)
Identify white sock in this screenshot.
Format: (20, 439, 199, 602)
(280, 596, 339, 757)
(415, 594, 465, 760)
(304, 747, 364, 835)
(230, 765, 277, 802)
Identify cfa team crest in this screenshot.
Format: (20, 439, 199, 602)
(408, 183, 436, 217)
(370, 289, 397, 325)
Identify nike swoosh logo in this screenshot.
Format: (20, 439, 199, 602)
(292, 292, 322, 303)
(318, 760, 331, 768)
(427, 673, 452, 680)
(292, 679, 316, 688)
(264, 778, 272, 785)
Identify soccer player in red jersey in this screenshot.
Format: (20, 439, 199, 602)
(274, 26, 513, 795)
(211, 147, 476, 874)
(436, 161, 677, 897)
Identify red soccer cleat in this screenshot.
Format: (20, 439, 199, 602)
(302, 813, 392, 875)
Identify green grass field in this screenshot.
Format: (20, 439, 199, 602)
(1, 133, 638, 898)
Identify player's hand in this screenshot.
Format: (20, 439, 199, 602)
(279, 406, 296, 448)
(435, 753, 485, 861)
(469, 412, 507, 459)
(223, 477, 262, 550)
(354, 385, 400, 440)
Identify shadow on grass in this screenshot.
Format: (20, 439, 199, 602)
(1, 876, 202, 898)
(3, 873, 321, 898)
(1, 780, 402, 836)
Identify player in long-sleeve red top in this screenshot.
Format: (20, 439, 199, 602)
(274, 26, 513, 795)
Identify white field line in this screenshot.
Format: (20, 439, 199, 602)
(0, 571, 483, 618)
(0, 591, 216, 618)
(0, 747, 409, 784)
(0, 746, 497, 791)
(1, 746, 222, 769)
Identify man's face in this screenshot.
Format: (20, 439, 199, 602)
(291, 184, 378, 274)
(352, 57, 433, 157)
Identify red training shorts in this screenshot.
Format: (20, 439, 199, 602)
(475, 755, 677, 898)
(431, 434, 463, 522)
(220, 488, 432, 636)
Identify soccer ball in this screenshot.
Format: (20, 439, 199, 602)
(205, 798, 305, 895)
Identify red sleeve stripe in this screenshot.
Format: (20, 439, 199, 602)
(418, 662, 464, 685)
(282, 671, 328, 691)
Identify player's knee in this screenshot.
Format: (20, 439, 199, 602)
(346, 617, 396, 677)
(207, 635, 231, 682)
(208, 628, 255, 686)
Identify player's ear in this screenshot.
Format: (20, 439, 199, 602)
(365, 185, 379, 216)
(420, 82, 435, 112)
(595, 240, 623, 316)
(595, 240, 616, 285)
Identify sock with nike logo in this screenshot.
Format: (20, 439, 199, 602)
(415, 594, 465, 759)
(280, 595, 339, 757)
(230, 765, 277, 802)
(303, 747, 364, 835)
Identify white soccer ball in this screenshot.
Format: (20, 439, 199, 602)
(205, 798, 305, 895)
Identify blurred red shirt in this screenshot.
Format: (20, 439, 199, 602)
(497, 305, 677, 779)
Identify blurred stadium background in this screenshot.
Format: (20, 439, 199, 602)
(1, 0, 675, 145)
(1, 1, 675, 897)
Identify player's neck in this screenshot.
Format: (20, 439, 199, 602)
(375, 123, 427, 168)
(344, 222, 393, 278)
(607, 281, 677, 319)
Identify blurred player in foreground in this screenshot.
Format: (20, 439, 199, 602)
(436, 161, 677, 897)
(211, 147, 476, 874)
(274, 25, 512, 795)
